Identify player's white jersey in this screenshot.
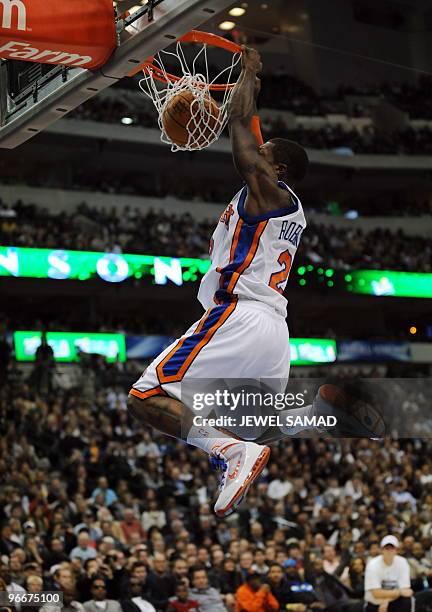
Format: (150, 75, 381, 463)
(198, 181, 306, 317)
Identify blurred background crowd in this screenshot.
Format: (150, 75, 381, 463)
(1, 200, 430, 272)
(2, 369, 432, 612)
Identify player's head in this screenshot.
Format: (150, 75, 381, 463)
(259, 138, 309, 184)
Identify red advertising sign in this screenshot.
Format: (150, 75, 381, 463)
(0, 0, 116, 69)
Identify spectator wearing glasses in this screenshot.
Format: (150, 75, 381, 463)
(83, 577, 122, 612)
(364, 536, 413, 611)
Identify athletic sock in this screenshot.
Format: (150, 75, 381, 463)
(186, 424, 236, 455)
(277, 403, 322, 437)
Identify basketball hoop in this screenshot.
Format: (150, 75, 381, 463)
(136, 30, 243, 152)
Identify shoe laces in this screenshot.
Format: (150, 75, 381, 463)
(210, 453, 228, 491)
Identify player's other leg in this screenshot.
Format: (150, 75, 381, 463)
(127, 391, 270, 517)
(253, 383, 386, 444)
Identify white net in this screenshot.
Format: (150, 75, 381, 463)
(138, 41, 242, 152)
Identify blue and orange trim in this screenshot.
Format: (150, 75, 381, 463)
(155, 300, 237, 384)
(214, 202, 268, 304)
(130, 385, 167, 400)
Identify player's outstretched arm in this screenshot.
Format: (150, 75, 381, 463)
(229, 46, 289, 215)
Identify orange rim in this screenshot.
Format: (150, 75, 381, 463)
(132, 29, 242, 91)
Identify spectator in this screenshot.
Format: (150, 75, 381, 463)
(73, 511, 102, 542)
(267, 470, 293, 500)
(323, 545, 340, 575)
(32, 332, 54, 396)
(26, 574, 43, 593)
(40, 589, 86, 612)
(239, 552, 254, 581)
(214, 557, 243, 595)
(70, 532, 97, 563)
(120, 577, 155, 612)
(343, 558, 365, 599)
(0, 561, 26, 598)
(167, 580, 200, 612)
(235, 572, 279, 612)
(406, 542, 432, 589)
(120, 510, 146, 546)
(304, 556, 354, 610)
(364, 535, 414, 611)
(146, 553, 176, 609)
(141, 501, 166, 533)
(52, 567, 76, 593)
(43, 538, 70, 570)
(251, 549, 269, 576)
(83, 577, 122, 612)
(172, 559, 189, 585)
(266, 563, 298, 609)
(190, 567, 227, 612)
(91, 478, 118, 507)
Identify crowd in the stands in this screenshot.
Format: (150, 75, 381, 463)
(267, 123, 432, 156)
(1, 361, 432, 611)
(76, 72, 432, 120)
(1, 200, 430, 272)
(64, 71, 432, 155)
(67, 95, 432, 156)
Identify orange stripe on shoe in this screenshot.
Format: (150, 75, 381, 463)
(215, 446, 271, 517)
(216, 442, 239, 454)
(129, 386, 166, 400)
(157, 300, 237, 384)
(226, 220, 268, 293)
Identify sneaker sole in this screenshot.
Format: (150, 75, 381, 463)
(215, 446, 270, 518)
(317, 385, 386, 438)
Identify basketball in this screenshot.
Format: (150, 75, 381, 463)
(162, 91, 221, 148)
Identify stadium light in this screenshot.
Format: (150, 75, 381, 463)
(218, 21, 236, 30)
(229, 7, 246, 16)
(121, 117, 134, 125)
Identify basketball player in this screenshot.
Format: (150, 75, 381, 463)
(127, 46, 379, 518)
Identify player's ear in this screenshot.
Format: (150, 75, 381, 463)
(276, 163, 287, 176)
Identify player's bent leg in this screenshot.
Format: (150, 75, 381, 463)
(127, 393, 189, 440)
(252, 383, 386, 443)
(128, 392, 270, 518)
(311, 383, 386, 438)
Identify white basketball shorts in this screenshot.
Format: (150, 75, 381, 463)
(130, 300, 290, 408)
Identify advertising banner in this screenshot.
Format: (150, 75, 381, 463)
(0, 0, 116, 69)
(338, 340, 411, 362)
(14, 331, 126, 363)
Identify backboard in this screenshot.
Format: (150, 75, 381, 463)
(0, 0, 235, 149)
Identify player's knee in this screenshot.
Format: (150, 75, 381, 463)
(127, 393, 152, 424)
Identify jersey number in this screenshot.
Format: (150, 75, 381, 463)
(269, 250, 292, 294)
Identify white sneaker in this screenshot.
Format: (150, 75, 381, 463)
(211, 441, 270, 518)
